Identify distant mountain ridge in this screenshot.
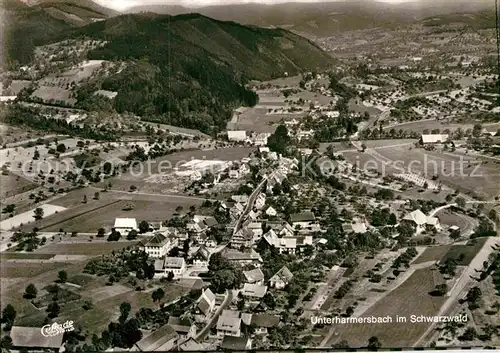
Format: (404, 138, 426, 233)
(125, 0, 496, 36)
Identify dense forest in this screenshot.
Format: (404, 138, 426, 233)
(68, 13, 332, 133)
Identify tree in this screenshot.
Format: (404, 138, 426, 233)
(2, 204, 15, 214)
(97, 228, 106, 237)
(119, 302, 132, 323)
(151, 288, 165, 303)
(33, 207, 44, 220)
(431, 283, 448, 296)
(94, 192, 100, 200)
(24, 283, 37, 299)
(466, 286, 482, 309)
(460, 327, 476, 341)
(367, 336, 382, 350)
(167, 271, 174, 282)
(455, 197, 466, 209)
(1, 304, 16, 327)
(237, 294, 246, 311)
(58, 270, 68, 283)
(138, 220, 149, 233)
(107, 229, 121, 241)
(56, 143, 67, 153)
(126, 229, 138, 240)
(82, 195, 87, 204)
(47, 302, 60, 318)
(267, 124, 290, 155)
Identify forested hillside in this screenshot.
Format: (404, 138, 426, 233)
(70, 13, 333, 133)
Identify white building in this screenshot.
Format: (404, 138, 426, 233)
(154, 257, 186, 278)
(114, 218, 138, 234)
(217, 310, 241, 337)
(143, 232, 177, 258)
(421, 134, 449, 144)
(228, 130, 247, 142)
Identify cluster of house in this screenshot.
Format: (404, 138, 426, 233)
(227, 130, 271, 146)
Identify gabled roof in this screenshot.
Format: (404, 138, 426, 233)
(290, 211, 315, 223)
(270, 266, 293, 283)
(217, 316, 241, 333)
(135, 324, 178, 351)
(144, 233, 168, 247)
(193, 245, 210, 260)
(167, 317, 194, 333)
(251, 313, 280, 328)
(178, 338, 203, 351)
(10, 326, 63, 349)
(403, 209, 427, 225)
(243, 268, 265, 283)
(241, 283, 267, 298)
(163, 257, 185, 269)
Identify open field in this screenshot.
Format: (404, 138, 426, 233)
(0, 261, 68, 278)
(34, 241, 138, 255)
(413, 245, 452, 265)
(329, 267, 446, 348)
(0, 173, 37, 199)
(382, 120, 500, 134)
(441, 237, 489, 266)
(35, 193, 202, 232)
(342, 143, 500, 199)
(1, 204, 67, 231)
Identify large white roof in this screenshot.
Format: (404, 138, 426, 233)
(114, 218, 138, 229)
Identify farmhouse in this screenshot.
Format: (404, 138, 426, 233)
(10, 326, 63, 352)
(133, 324, 178, 351)
(420, 134, 449, 144)
(269, 266, 293, 289)
(167, 317, 197, 338)
(191, 245, 211, 267)
(402, 209, 442, 234)
(251, 314, 280, 336)
(217, 310, 242, 337)
(243, 268, 265, 285)
(154, 257, 186, 278)
(196, 288, 216, 320)
(227, 130, 247, 142)
(241, 283, 268, 299)
(114, 218, 138, 234)
(290, 211, 316, 229)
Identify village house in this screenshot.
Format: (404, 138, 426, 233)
(243, 268, 265, 285)
(167, 317, 197, 338)
(177, 338, 204, 351)
(269, 266, 294, 289)
(217, 310, 242, 337)
(229, 170, 240, 179)
(154, 257, 186, 278)
(231, 227, 254, 248)
(402, 209, 442, 234)
(143, 232, 177, 259)
(250, 314, 280, 336)
(188, 215, 218, 235)
(231, 195, 249, 204)
(265, 206, 277, 217)
(241, 283, 268, 300)
(113, 217, 138, 234)
(227, 130, 247, 142)
(221, 248, 263, 267)
(420, 134, 449, 145)
(254, 193, 266, 210)
(132, 324, 179, 351)
(195, 288, 216, 322)
(290, 211, 316, 230)
(190, 245, 211, 268)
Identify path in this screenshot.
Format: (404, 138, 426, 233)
(90, 186, 219, 203)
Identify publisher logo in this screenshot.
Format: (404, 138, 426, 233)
(41, 320, 74, 337)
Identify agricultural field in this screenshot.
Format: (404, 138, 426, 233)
(329, 268, 446, 348)
(342, 142, 500, 199)
(34, 241, 138, 255)
(0, 173, 37, 199)
(413, 245, 453, 265)
(382, 120, 500, 134)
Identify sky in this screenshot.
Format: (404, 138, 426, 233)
(95, 0, 414, 11)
